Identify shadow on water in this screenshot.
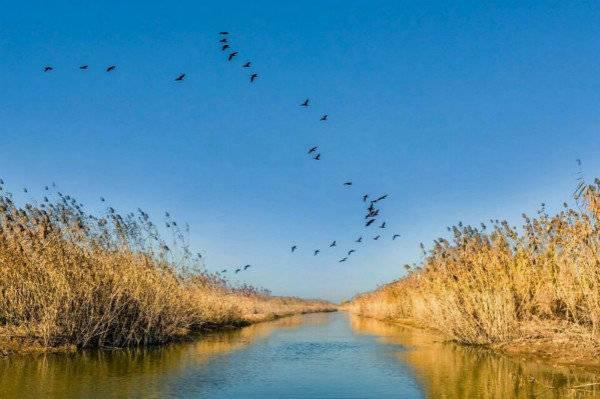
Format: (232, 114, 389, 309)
(349, 315, 600, 399)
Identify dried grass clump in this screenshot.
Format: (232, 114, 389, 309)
(349, 179, 600, 350)
(0, 183, 333, 352)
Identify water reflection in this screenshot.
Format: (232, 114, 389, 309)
(350, 315, 600, 398)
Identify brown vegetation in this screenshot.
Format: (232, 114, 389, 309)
(348, 179, 600, 365)
(0, 183, 334, 353)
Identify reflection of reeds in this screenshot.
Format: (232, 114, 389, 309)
(347, 181, 600, 358)
(0, 183, 334, 352)
(350, 315, 600, 398)
(0, 315, 307, 398)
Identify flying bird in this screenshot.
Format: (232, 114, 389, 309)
(314, 249, 320, 256)
(339, 257, 348, 263)
(373, 235, 381, 240)
(355, 237, 362, 243)
(363, 195, 369, 202)
(175, 73, 186, 81)
(313, 153, 321, 160)
(221, 269, 227, 273)
(43, 66, 53, 72)
(244, 264, 251, 270)
(222, 44, 230, 51)
(320, 114, 328, 121)
(379, 222, 386, 229)
(235, 268, 241, 273)
(343, 182, 352, 186)
(219, 31, 229, 35)
(348, 249, 355, 255)
(291, 245, 297, 253)
(393, 234, 401, 240)
(228, 52, 238, 61)
(219, 38, 228, 43)
(329, 241, 337, 247)
(106, 65, 116, 72)
(242, 61, 251, 68)
(250, 73, 258, 82)
(366, 219, 376, 227)
(79, 65, 88, 70)
(375, 194, 388, 202)
(300, 98, 310, 107)
(308, 146, 318, 154)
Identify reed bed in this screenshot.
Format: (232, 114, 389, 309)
(349, 179, 600, 360)
(0, 182, 334, 353)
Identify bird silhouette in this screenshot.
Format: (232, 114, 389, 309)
(242, 61, 251, 68)
(221, 269, 227, 273)
(329, 241, 337, 247)
(314, 249, 320, 256)
(363, 194, 369, 202)
(355, 237, 362, 243)
(393, 234, 401, 240)
(43, 66, 53, 72)
(106, 65, 116, 72)
(367, 203, 375, 212)
(244, 264, 251, 270)
(339, 257, 348, 263)
(313, 153, 321, 160)
(228, 52, 238, 61)
(366, 219, 376, 227)
(219, 38, 228, 43)
(348, 249, 356, 255)
(308, 146, 318, 154)
(291, 245, 297, 253)
(344, 181, 352, 186)
(250, 73, 258, 82)
(373, 235, 381, 240)
(79, 65, 88, 70)
(219, 31, 229, 35)
(375, 194, 388, 202)
(300, 98, 310, 107)
(320, 114, 328, 121)
(100, 197, 105, 202)
(222, 44, 230, 51)
(175, 73, 186, 81)
(379, 222, 386, 228)
(235, 268, 241, 273)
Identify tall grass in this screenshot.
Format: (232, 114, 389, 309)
(0, 183, 333, 352)
(349, 179, 600, 353)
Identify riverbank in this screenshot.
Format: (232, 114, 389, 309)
(0, 184, 335, 354)
(346, 180, 600, 368)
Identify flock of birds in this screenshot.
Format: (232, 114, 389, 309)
(40, 31, 401, 276)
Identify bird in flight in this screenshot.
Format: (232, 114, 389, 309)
(375, 194, 388, 202)
(106, 65, 116, 72)
(221, 269, 227, 273)
(314, 249, 320, 256)
(355, 237, 362, 243)
(250, 73, 258, 82)
(367, 203, 375, 212)
(244, 264, 251, 270)
(219, 31, 229, 35)
(348, 249, 355, 255)
(242, 61, 251, 68)
(43, 66, 53, 72)
(228, 52, 238, 61)
(393, 234, 401, 240)
(339, 257, 348, 263)
(344, 181, 352, 186)
(291, 245, 297, 253)
(373, 235, 381, 240)
(379, 222, 386, 229)
(79, 65, 89, 70)
(300, 98, 310, 107)
(329, 241, 337, 247)
(219, 38, 228, 43)
(313, 153, 321, 160)
(308, 146, 318, 154)
(175, 73, 186, 81)
(235, 268, 241, 273)
(366, 219, 376, 227)
(222, 44, 230, 51)
(363, 194, 369, 202)
(320, 114, 328, 121)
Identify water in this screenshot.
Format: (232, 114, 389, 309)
(1, 312, 599, 398)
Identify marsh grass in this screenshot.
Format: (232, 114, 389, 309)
(0, 183, 333, 352)
(349, 179, 600, 357)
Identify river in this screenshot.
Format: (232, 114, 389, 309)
(1, 312, 599, 398)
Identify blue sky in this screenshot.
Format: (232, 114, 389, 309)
(2, 1, 600, 301)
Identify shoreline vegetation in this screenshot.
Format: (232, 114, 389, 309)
(0, 183, 335, 355)
(347, 179, 600, 369)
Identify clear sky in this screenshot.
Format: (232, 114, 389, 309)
(2, 1, 600, 301)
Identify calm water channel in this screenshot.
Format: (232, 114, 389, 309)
(1, 312, 599, 398)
